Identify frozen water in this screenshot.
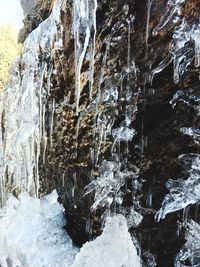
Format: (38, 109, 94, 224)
(126, 207, 143, 228)
(72, 214, 141, 267)
(0, 0, 65, 205)
(0, 11, 69, 267)
(0, 2, 142, 265)
(83, 160, 136, 211)
(156, 154, 200, 221)
(152, 0, 186, 36)
(112, 126, 136, 142)
(150, 0, 200, 84)
(73, 0, 97, 114)
(0, 190, 77, 267)
(180, 127, 200, 145)
(0, 192, 141, 267)
(175, 220, 200, 267)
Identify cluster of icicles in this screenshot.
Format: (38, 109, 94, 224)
(0, 0, 141, 266)
(1, 0, 200, 266)
(0, 0, 64, 204)
(0, 0, 99, 203)
(151, 0, 200, 265)
(151, 0, 200, 84)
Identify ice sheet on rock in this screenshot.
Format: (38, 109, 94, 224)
(72, 214, 141, 267)
(0, 0, 65, 205)
(0, 190, 77, 267)
(151, 18, 193, 84)
(156, 154, 200, 221)
(172, 20, 193, 83)
(83, 160, 136, 211)
(175, 220, 200, 267)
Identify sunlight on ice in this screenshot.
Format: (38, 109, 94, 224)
(0, 190, 77, 267)
(0, 191, 141, 267)
(0, 0, 65, 205)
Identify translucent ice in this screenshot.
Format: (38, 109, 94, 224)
(83, 160, 136, 211)
(175, 220, 200, 267)
(156, 154, 200, 221)
(73, 0, 97, 114)
(0, 0, 65, 205)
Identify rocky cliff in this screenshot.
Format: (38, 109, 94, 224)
(6, 0, 200, 266)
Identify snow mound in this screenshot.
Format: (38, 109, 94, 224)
(0, 191, 141, 267)
(0, 190, 77, 267)
(73, 214, 141, 267)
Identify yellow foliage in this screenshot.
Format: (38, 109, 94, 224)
(0, 25, 21, 89)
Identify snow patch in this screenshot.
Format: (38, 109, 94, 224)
(0, 190, 77, 267)
(0, 192, 141, 267)
(72, 214, 141, 267)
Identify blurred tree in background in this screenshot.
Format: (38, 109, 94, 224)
(0, 25, 21, 89)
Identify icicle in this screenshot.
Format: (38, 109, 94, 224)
(62, 173, 65, 186)
(146, 0, 152, 46)
(50, 99, 55, 147)
(191, 24, 200, 68)
(127, 21, 131, 71)
(73, 0, 97, 115)
(96, 35, 111, 114)
(0, 0, 65, 205)
(89, 0, 97, 100)
(152, 0, 186, 36)
(42, 103, 47, 163)
(150, 53, 172, 85)
(153, 5, 177, 36)
(95, 123, 105, 165)
(74, 26, 90, 115)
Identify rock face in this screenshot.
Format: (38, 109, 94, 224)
(15, 0, 200, 265)
(20, 0, 41, 15)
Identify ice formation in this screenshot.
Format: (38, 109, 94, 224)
(156, 87, 200, 221)
(156, 153, 200, 221)
(0, 0, 65, 205)
(0, 190, 77, 267)
(150, 0, 200, 84)
(72, 214, 141, 267)
(73, 0, 97, 115)
(152, 0, 186, 36)
(83, 160, 137, 211)
(0, 192, 141, 267)
(175, 220, 200, 267)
